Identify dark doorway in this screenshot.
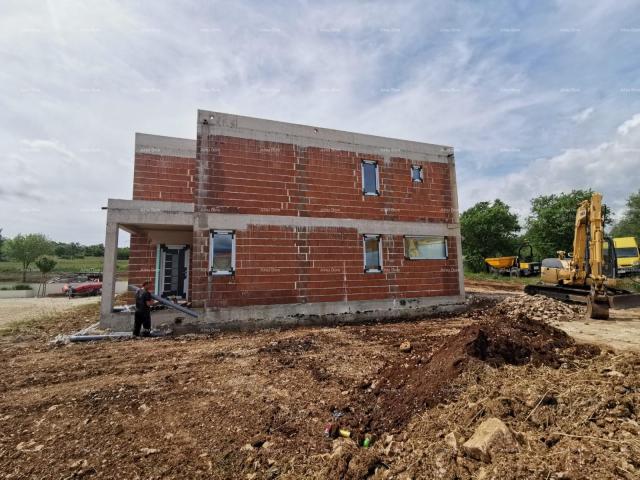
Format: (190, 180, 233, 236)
(159, 245, 189, 299)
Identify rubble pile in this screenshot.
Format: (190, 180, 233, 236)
(493, 294, 583, 322)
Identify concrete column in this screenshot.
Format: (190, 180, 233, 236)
(448, 154, 465, 298)
(100, 221, 119, 318)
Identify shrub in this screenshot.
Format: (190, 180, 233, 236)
(14, 284, 33, 290)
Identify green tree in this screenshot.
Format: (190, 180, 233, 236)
(54, 241, 85, 259)
(5, 234, 53, 282)
(0, 228, 4, 261)
(35, 256, 57, 297)
(460, 199, 521, 272)
(610, 190, 640, 239)
(85, 243, 105, 257)
(525, 190, 611, 259)
(117, 247, 130, 260)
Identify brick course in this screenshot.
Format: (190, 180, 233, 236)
(190, 225, 459, 309)
(195, 136, 454, 223)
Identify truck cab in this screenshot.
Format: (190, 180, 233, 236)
(613, 237, 640, 277)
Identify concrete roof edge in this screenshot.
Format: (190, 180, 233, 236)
(135, 132, 197, 158)
(197, 110, 454, 160)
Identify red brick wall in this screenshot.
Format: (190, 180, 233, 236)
(132, 152, 196, 202)
(191, 225, 460, 309)
(129, 151, 195, 292)
(128, 233, 156, 290)
(196, 136, 454, 223)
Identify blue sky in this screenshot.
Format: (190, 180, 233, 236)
(1, 0, 639, 244)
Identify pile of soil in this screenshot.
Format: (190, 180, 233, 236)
(331, 304, 597, 438)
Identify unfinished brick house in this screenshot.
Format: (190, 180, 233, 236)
(100, 111, 464, 329)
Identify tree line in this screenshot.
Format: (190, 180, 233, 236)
(0, 230, 130, 282)
(461, 189, 640, 272)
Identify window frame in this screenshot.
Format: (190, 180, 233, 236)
(362, 234, 383, 273)
(361, 160, 380, 196)
(403, 235, 448, 260)
(411, 165, 423, 183)
(209, 229, 236, 275)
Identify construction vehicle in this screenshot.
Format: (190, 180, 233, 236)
(612, 237, 640, 277)
(484, 244, 540, 277)
(524, 193, 640, 319)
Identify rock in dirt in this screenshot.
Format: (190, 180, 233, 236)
(462, 417, 518, 463)
(444, 431, 463, 453)
(399, 341, 412, 353)
(140, 448, 160, 456)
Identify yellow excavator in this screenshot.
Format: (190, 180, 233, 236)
(524, 192, 640, 319)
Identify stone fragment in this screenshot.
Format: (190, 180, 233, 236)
(462, 417, 518, 463)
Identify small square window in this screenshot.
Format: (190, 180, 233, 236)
(404, 236, 447, 260)
(363, 234, 383, 272)
(411, 165, 423, 183)
(210, 230, 235, 275)
(362, 160, 380, 195)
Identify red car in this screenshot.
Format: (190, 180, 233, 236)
(63, 281, 103, 298)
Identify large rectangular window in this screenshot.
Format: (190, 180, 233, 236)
(404, 236, 447, 260)
(210, 230, 235, 275)
(363, 234, 383, 272)
(361, 160, 380, 195)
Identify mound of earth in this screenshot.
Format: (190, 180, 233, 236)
(336, 303, 598, 437)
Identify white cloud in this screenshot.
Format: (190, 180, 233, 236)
(617, 114, 640, 136)
(0, 0, 639, 244)
(571, 107, 594, 124)
(460, 112, 640, 219)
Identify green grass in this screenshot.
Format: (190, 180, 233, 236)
(0, 256, 128, 281)
(464, 270, 541, 285)
(618, 278, 640, 293)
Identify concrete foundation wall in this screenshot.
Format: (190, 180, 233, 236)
(99, 294, 465, 332)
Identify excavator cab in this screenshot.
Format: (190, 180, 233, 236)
(602, 238, 618, 279)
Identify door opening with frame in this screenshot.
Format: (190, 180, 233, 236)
(157, 244, 190, 299)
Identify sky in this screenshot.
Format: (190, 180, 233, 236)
(1, 0, 639, 245)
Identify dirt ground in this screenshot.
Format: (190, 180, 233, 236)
(0, 296, 100, 328)
(1, 293, 639, 479)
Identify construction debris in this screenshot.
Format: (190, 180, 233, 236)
(491, 294, 583, 321)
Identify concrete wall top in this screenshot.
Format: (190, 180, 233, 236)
(107, 198, 195, 213)
(135, 132, 197, 158)
(197, 110, 453, 164)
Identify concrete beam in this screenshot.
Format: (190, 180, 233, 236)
(198, 110, 453, 164)
(106, 199, 194, 227)
(199, 212, 460, 237)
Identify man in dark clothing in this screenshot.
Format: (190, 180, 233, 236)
(133, 281, 154, 337)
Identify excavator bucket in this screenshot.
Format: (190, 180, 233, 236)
(610, 293, 640, 310)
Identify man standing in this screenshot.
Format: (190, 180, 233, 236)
(134, 281, 154, 337)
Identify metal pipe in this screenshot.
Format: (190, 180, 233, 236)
(128, 285, 199, 318)
(69, 333, 132, 342)
(68, 330, 169, 342)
